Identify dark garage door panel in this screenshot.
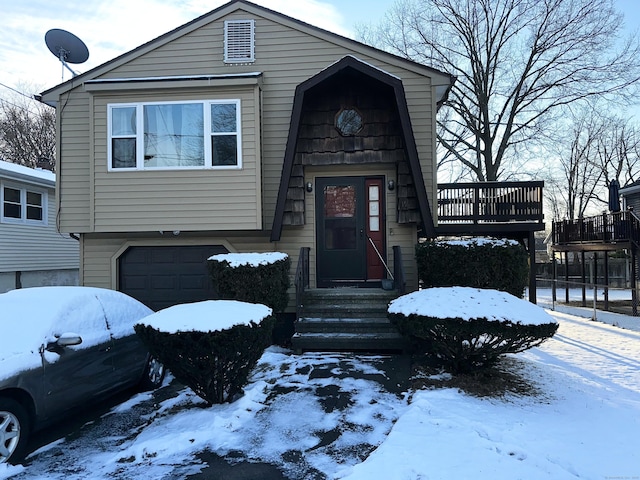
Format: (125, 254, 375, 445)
(119, 245, 228, 311)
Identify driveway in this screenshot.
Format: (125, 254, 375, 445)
(5, 354, 411, 480)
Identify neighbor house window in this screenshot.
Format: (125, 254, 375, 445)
(224, 19, 255, 63)
(108, 100, 242, 170)
(1, 184, 46, 225)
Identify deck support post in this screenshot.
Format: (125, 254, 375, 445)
(604, 252, 609, 311)
(528, 231, 536, 303)
(565, 251, 570, 303)
(594, 252, 599, 305)
(632, 247, 638, 316)
(591, 252, 598, 305)
(552, 251, 557, 303)
(581, 251, 586, 307)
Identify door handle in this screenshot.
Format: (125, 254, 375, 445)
(360, 229, 364, 237)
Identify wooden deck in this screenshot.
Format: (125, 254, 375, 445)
(436, 181, 544, 235)
(550, 211, 640, 316)
(551, 211, 640, 251)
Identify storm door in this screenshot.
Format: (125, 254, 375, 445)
(316, 176, 386, 287)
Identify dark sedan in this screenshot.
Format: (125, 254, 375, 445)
(0, 286, 165, 464)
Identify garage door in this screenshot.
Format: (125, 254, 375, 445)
(119, 245, 228, 311)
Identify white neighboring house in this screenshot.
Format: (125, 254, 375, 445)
(0, 160, 79, 293)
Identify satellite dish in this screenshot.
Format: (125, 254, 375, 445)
(45, 28, 89, 81)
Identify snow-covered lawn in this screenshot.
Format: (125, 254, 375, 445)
(345, 312, 640, 479)
(3, 300, 640, 479)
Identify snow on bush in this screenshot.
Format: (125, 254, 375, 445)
(415, 237, 529, 297)
(135, 300, 275, 404)
(208, 252, 290, 312)
(388, 287, 558, 373)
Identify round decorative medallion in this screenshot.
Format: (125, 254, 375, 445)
(335, 108, 363, 136)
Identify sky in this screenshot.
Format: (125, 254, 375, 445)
(0, 0, 390, 99)
(1, 0, 639, 101)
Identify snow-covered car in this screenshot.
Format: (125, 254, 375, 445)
(0, 286, 165, 464)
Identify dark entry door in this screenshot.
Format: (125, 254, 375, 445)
(316, 176, 385, 287)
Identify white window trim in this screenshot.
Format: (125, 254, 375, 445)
(107, 99, 242, 172)
(0, 182, 47, 226)
(224, 19, 255, 64)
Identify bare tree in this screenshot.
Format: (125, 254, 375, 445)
(592, 117, 640, 202)
(361, 0, 640, 181)
(0, 87, 55, 170)
(545, 108, 640, 220)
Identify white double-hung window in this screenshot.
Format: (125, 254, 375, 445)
(108, 99, 241, 170)
(1, 184, 46, 225)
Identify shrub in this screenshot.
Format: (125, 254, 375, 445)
(208, 252, 290, 312)
(415, 238, 528, 298)
(388, 287, 558, 374)
(135, 300, 275, 404)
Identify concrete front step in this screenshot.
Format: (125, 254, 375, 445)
(302, 288, 398, 305)
(291, 332, 407, 353)
(301, 288, 397, 319)
(294, 287, 404, 353)
(302, 306, 389, 319)
(296, 317, 399, 334)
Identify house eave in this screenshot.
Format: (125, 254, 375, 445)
(0, 162, 55, 189)
(83, 73, 263, 92)
(619, 183, 640, 197)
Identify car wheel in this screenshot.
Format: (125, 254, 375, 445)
(0, 398, 30, 464)
(139, 355, 166, 390)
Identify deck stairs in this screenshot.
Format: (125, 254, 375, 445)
(291, 288, 406, 353)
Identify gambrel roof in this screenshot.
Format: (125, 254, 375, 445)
(270, 55, 438, 240)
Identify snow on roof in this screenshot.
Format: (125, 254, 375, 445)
(434, 237, 520, 247)
(339, 55, 402, 80)
(0, 159, 55, 186)
(139, 300, 273, 334)
(388, 287, 556, 326)
(208, 252, 288, 268)
(84, 72, 263, 84)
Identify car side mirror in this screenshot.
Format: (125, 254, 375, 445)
(57, 334, 83, 347)
(46, 333, 83, 352)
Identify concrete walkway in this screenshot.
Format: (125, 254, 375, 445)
(186, 354, 412, 480)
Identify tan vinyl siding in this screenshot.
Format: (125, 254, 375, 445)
(90, 87, 260, 232)
(58, 91, 92, 231)
(405, 79, 436, 215)
(97, 10, 437, 229)
(81, 233, 280, 290)
(51, 5, 445, 243)
(0, 187, 79, 271)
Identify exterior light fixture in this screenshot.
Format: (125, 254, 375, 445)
(387, 179, 395, 191)
(306, 181, 313, 193)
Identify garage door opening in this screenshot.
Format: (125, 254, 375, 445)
(119, 245, 228, 311)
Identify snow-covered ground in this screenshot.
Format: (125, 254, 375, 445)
(537, 287, 640, 332)
(2, 293, 640, 479)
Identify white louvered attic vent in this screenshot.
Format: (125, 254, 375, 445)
(224, 19, 255, 63)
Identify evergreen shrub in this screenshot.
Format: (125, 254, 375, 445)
(415, 238, 528, 297)
(134, 314, 275, 404)
(388, 287, 558, 374)
(208, 253, 290, 312)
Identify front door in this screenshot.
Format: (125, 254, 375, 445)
(316, 176, 385, 287)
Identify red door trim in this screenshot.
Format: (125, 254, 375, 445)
(365, 178, 385, 280)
